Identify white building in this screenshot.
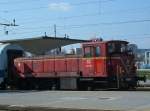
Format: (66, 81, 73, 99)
(145, 51, 150, 65)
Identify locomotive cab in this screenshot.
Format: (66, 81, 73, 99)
(106, 41, 146, 88)
(82, 40, 107, 77)
(106, 41, 137, 88)
(81, 40, 145, 89)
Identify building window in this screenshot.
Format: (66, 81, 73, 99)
(147, 52, 149, 58)
(147, 60, 149, 64)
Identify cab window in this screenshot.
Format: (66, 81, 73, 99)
(108, 43, 115, 54)
(84, 47, 93, 57)
(108, 42, 127, 54)
(121, 44, 126, 52)
(95, 46, 101, 57)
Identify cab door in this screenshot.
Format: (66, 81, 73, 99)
(94, 45, 107, 77)
(82, 46, 95, 77)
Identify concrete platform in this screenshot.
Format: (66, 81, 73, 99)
(0, 91, 150, 111)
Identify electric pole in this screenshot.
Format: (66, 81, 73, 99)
(54, 24, 56, 38)
(0, 19, 19, 35)
(0, 19, 19, 26)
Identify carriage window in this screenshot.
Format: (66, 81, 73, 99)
(95, 46, 101, 57)
(84, 47, 93, 57)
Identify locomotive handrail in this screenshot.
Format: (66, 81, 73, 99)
(120, 55, 130, 75)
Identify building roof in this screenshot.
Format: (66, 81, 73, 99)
(0, 36, 88, 55)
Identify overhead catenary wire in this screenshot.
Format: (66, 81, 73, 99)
(6, 30, 150, 40)
(0, 0, 44, 5)
(15, 18, 150, 31)
(57, 19, 150, 29)
(0, 17, 11, 23)
(0, 0, 149, 42)
(17, 5, 150, 25)
(5, 18, 150, 38)
(19, 13, 100, 24)
(0, 0, 114, 13)
(1, 0, 149, 26)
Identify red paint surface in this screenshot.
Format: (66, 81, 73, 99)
(23, 60, 33, 74)
(43, 59, 54, 73)
(32, 60, 43, 73)
(14, 57, 111, 78)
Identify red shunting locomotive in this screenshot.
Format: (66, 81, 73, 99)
(11, 40, 145, 90)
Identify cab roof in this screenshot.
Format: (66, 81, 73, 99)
(82, 40, 129, 45)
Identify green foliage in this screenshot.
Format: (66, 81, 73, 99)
(137, 70, 150, 79)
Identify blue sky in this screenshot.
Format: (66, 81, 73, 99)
(0, 0, 150, 49)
